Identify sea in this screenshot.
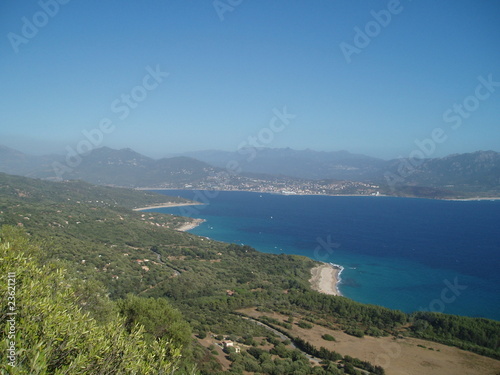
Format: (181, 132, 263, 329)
(147, 190, 500, 321)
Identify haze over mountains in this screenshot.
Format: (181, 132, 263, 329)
(0, 145, 217, 186)
(178, 148, 387, 181)
(0, 145, 499, 197)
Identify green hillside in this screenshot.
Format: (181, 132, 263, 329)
(1, 173, 499, 374)
(0, 227, 184, 374)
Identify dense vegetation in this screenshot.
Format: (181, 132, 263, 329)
(0, 172, 499, 373)
(288, 291, 408, 331)
(410, 311, 500, 359)
(0, 227, 184, 374)
(285, 291, 500, 359)
(0, 172, 191, 209)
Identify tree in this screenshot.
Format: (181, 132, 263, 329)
(0, 226, 182, 374)
(117, 294, 192, 348)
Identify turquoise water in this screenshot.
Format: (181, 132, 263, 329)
(148, 190, 500, 320)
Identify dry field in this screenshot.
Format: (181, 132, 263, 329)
(239, 307, 500, 375)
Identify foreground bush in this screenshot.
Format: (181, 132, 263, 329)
(0, 226, 182, 374)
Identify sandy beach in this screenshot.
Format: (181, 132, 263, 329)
(133, 201, 206, 232)
(446, 197, 500, 201)
(176, 218, 206, 232)
(309, 263, 342, 296)
(132, 202, 202, 211)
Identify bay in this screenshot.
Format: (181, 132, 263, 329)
(147, 190, 500, 321)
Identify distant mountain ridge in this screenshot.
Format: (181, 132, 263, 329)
(0, 146, 220, 187)
(0, 145, 55, 177)
(56, 147, 217, 187)
(0, 145, 499, 197)
(178, 148, 500, 193)
(386, 150, 500, 193)
(178, 148, 387, 180)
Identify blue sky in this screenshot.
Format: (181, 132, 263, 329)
(1, 0, 499, 159)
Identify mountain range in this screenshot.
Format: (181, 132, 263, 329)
(0, 145, 217, 187)
(177, 148, 387, 181)
(1, 145, 499, 197)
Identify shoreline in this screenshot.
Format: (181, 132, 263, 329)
(133, 201, 206, 232)
(309, 262, 343, 297)
(132, 202, 203, 211)
(135, 187, 500, 201)
(136, 187, 383, 198)
(445, 197, 500, 201)
(176, 218, 206, 232)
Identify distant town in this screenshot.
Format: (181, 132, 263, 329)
(152, 172, 382, 197)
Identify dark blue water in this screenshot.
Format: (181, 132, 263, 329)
(149, 190, 500, 320)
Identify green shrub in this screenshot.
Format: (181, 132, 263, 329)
(345, 327, 364, 338)
(322, 334, 336, 341)
(297, 320, 314, 329)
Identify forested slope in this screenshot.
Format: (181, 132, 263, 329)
(0, 173, 499, 374)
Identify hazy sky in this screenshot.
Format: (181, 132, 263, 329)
(1, 0, 499, 159)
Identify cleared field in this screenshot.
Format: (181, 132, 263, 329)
(239, 307, 500, 375)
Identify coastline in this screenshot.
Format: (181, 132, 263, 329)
(136, 187, 500, 201)
(445, 197, 500, 201)
(136, 187, 384, 198)
(135, 188, 500, 319)
(176, 218, 206, 232)
(309, 262, 343, 297)
(132, 202, 203, 211)
(132, 200, 206, 232)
